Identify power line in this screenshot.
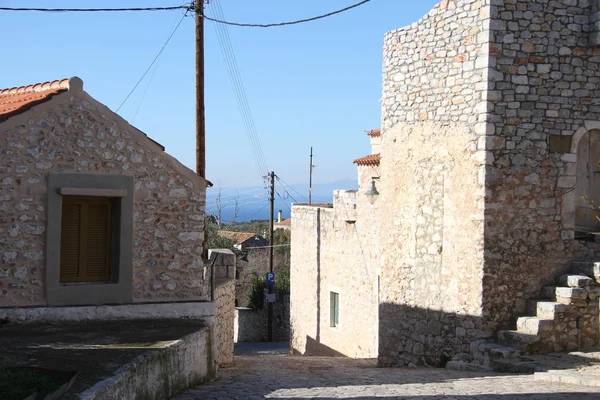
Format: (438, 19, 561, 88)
(0, 6, 191, 12)
(276, 175, 308, 202)
(132, 10, 184, 122)
(0, 1, 372, 29)
(116, 12, 189, 112)
(210, 0, 269, 179)
(200, 0, 371, 28)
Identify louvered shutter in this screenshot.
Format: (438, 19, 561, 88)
(84, 202, 111, 282)
(59, 203, 82, 283)
(59, 197, 112, 283)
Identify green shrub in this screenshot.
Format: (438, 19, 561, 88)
(247, 272, 266, 309)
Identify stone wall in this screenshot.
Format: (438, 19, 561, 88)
(377, 0, 491, 366)
(234, 294, 290, 343)
(234, 248, 289, 308)
(215, 279, 235, 366)
(290, 192, 379, 358)
(0, 83, 208, 306)
(481, 0, 600, 332)
(211, 249, 236, 366)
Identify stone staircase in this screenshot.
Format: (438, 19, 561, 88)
(449, 261, 600, 373)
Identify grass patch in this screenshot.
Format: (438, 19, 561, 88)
(0, 367, 63, 400)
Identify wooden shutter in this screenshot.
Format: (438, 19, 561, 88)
(59, 197, 112, 283)
(84, 202, 111, 282)
(59, 203, 82, 283)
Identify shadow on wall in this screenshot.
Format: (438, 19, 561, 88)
(378, 303, 488, 368)
(302, 335, 347, 357)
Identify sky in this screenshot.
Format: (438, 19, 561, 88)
(0, 0, 440, 189)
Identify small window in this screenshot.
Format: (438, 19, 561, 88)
(60, 196, 116, 283)
(330, 291, 339, 327)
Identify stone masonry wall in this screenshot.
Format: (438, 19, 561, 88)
(290, 199, 379, 358)
(481, 0, 600, 332)
(0, 87, 207, 306)
(215, 279, 235, 366)
(377, 0, 491, 366)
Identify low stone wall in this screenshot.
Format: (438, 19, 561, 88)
(0, 301, 215, 323)
(235, 294, 290, 343)
(79, 325, 216, 400)
(215, 280, 235, 366)
(210, 249, 236, 366)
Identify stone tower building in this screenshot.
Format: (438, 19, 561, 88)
(291, 0, 600, 367)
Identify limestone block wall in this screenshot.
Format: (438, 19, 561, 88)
(215, 279, 235, 366)
(377, 0, 491, 366)
(0, 88, 207, 306)
(290, 203, 378, 358)
(481, 0, 600, 331)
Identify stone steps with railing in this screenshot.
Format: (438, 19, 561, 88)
(448, 261, 600, 373)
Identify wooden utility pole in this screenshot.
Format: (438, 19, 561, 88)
(195, 0, 205, 178)
(309, 147, 313, 205)
(268, 171, 275, 342)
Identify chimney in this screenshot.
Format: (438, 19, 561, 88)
(278, 210, 283, 223)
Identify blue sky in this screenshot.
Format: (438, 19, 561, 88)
(0, 0, 439, 188)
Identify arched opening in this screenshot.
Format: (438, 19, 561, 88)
(575, 129, 600, 236)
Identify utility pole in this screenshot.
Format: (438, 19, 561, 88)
(195, 0, 206, 178)
(309, 147, 313, 205)
(268, 171, 275, 342)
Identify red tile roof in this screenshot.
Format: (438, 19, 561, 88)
(0, 79, 70, 123)
(275, 218, 291, 226)
(218, 230, 262, 245)
(367, 129, 381, 137)
(353, 153, 380, 166)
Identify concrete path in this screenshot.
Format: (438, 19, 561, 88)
(174, 343, 600, 399)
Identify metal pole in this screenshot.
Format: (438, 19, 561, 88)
(309, 147, 313, 205)
(268, 171, 275, 341)
(195, 1, 206, 179)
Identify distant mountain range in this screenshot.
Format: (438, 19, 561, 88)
(206, 178, 357, 222)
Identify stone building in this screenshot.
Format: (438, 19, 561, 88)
(0, 77, 211, 307)
(291, 0, 600, 367)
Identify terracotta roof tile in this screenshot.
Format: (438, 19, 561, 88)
(367, 129, 381, 137)
(218, 230, 262, 245)
(353, 153, 381, 166)
(0, 79, 70, 123)
(275, 218, 291, 226)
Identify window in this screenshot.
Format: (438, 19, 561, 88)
(330, 291, 339, 328)
(59, 196, 115, 283)
(46, 173, 134, 306)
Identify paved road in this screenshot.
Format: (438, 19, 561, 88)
(174, 344, 600, 400)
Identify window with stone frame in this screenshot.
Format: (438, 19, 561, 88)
(330, 291, 340, 328)
(59, 196, 118, 283)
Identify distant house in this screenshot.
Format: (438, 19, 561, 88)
(218, 231, 268, 251)
(0, 77, 210, 307)
(274, 210, 291, 232)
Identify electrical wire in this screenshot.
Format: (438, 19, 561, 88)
(276, 175, 308, 202)
(210, 0, 269, 179)
(0, 6, 191, 12)
(200, 0, 371, 28)
(116, 12, 188, 112)
(132, 10, 185, 122)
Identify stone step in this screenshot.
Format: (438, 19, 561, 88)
(497, 330, 540, 351)
(477, 342, 521, 361)
(491, 359, 538, 374)
(541, 286, 587, 304)
(531, 300, 569, 319)
(534, 370, 600, 388)
(570, 261, 600, 282)
(557, 274, 594, 288)
(516, 316, 553, 335)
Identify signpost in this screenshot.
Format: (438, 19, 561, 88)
(266, 272, 275, 286)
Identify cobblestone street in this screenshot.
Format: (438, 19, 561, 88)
(173, 344, 600, 400)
